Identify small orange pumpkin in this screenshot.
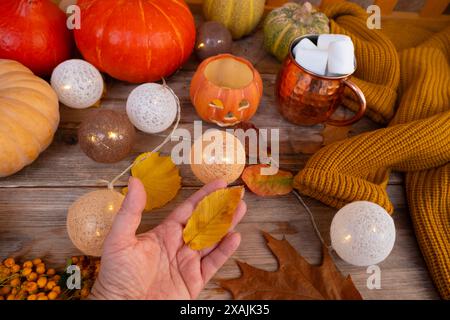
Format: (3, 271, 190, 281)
(190, 54, 263, 127)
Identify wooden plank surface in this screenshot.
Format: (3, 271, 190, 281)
(0, 187, 438, 300)
(0, 22, 438, 299)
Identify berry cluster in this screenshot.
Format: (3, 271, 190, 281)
(0, 256, 101, 300)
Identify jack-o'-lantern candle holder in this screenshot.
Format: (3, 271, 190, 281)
(190, 54, 263, 127)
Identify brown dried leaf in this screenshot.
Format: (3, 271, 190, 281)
(220, 232, 362, 300)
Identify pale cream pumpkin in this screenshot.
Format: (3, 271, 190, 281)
(0, 59, 60, 177)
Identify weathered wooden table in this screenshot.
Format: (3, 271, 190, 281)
(0, 25, 439, 299)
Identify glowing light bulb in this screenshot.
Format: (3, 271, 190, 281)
(67, 189, 124, 257)
(330, 201, 395, 266)
(190, 130, 245, 184)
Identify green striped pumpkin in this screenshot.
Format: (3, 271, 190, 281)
(203, 0, 265, 40)
(264, 2, 330, 62)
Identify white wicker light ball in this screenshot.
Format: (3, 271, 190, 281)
(51, 59, 104, 109)
(330, 201, 396, 267)
(126, 83, 178, 134)
(67, 189, 124, 257)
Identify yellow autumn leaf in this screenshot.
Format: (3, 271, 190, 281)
(123, 152, 181, 212)
(183, 187, 244, 251)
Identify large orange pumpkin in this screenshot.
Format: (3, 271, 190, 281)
(0, 59, 60, 177)
(190, 54, 263, 127)
(74, 0, 196, 83)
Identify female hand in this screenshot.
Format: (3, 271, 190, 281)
(89, 177, 247, 300)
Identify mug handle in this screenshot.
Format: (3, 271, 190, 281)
(326, 79, 367, 127)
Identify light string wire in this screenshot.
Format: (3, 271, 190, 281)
(293, 189, 333, 250)
(107, 78, 181, 190)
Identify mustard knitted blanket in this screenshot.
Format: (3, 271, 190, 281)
(294, 2, 450, 299)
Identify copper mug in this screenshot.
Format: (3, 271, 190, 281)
(275, 35, 366, 126)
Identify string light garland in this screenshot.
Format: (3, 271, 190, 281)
(65, 74, 395, 268)
(107, 79, 181, 190)
(293, 190, 332, 250)
(67, 79, 181, 256)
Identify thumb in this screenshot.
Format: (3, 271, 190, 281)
(106, 177, 147, 246)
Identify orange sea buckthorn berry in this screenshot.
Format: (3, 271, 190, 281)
(46, 268, 56, 276)
(52, 275, 61, 282)
(16, 290, 28, 300)
(71, 256, 79, 264)
(36, 264, 46, 275)
(27, 294, 37, 300)
(48, 291, 58, 300)
(3, 257, 15, 268)
(11, 264, 20, 273)
(25, 282, 38, 293)
(37, 277, 48, 289)
(6, 294, 15, 300)
(1, 267, 11, 277)
(0, 286, 11, 295)
(22, 267, 32, 277)
(52, 286, 61, 294)
(0, 296, 4, 300)
(37, 295, 48, 300)
(27, 272, 38, 281)
(46, 280, 56, 291)
(10, 277, 21, 287)
(11, 287, 18, 295)
(32, 258, 42, 266)
(23, 261, 33, 269)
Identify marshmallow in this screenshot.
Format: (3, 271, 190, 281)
(317, 34, 352, 50)
(295, 48, 328, 76)
(327, 40, 355, 75)
(293, 38, 317, 57)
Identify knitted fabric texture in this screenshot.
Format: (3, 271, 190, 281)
(390, 26, 450, 300)
(322, 2, 400, 124)
(295, 2, 450, 299)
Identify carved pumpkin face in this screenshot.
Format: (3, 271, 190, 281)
(190, 54, 263, 127)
